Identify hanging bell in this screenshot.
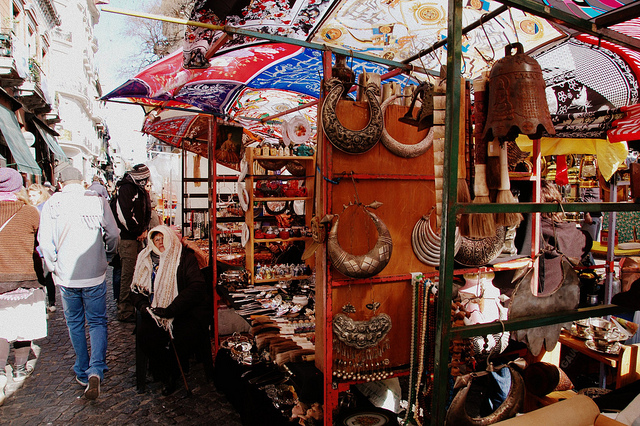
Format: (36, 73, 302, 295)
(398, 80, 434, 131)
(332, 54, 356, 97)
(482, 43, 555, 141)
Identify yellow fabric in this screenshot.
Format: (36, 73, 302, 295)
(515, 136, 629, 181)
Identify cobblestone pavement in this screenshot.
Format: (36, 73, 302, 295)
(0, 267, 242, 425)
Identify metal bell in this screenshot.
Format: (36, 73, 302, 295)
(482, 43, 555, 141)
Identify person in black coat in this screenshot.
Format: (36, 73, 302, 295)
(130, 225, 212, 395)
(112, 164, 152, 323)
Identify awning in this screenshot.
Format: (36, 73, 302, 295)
(33, 120, 68, 162)
(0, 104, 40, 175)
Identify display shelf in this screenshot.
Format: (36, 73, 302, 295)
(251, 174, 315, 180)
(255, 274, 312, 284)
(254, 237, 312, 243)
(244, 148, 316, 285)
(254, 196, 313, 202)
(253, 155, 315, 161)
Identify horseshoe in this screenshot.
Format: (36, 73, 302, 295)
(454, 226, 506, 267)
(328, 209, 393, 278)
(381, 95, 434, 158)
(445, 365, 525, 425)
(322, 78, 383, 154)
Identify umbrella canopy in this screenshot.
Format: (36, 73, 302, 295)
(104, 42, 417, 128)
(102, 0, 640, 150)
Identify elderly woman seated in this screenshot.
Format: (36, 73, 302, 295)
(130, 225, 212, 395)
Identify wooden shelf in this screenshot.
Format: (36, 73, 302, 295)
(254, 196, 313, 202)
(254, 155, 315, 161)
(244, 150, 316, 285)
(255, 274, 312, 284)
(254, 237, 311, 243)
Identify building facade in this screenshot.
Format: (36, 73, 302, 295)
(49, 0, 110, 182)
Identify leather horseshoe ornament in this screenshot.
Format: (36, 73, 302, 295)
(328, 209, 393, 278)
(322, 78, 383, 154)
(454, 226, 506, 267)
(381, 95, 435, 158)
(445, 365, 525, 425)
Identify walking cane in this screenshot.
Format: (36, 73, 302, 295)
(170, 336, 193, 397)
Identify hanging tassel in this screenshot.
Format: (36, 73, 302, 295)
(496, 142, 523, 227)
(469, 72, 496, 238)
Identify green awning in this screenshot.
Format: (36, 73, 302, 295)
(0, 105, 40, 175)
(34, 121, 68, 162)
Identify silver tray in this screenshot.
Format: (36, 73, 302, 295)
(585, 339, 622, 355)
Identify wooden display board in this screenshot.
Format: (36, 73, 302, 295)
(315, 99, 437, 372)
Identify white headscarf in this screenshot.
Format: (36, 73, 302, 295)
(131, 225, 182, 334)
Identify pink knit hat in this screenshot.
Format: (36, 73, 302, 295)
(0, 167, 23, 193)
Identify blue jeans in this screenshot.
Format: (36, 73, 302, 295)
(60, 281, 108, 382)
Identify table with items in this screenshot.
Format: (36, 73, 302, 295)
(214, 273, 322, 425)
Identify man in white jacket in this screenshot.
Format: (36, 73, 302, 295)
(38, 167, 119, 400)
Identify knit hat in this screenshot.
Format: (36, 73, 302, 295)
(58, 166, 83, 183)
(129, 164, 150, 182)
(0, 167, 23, 193)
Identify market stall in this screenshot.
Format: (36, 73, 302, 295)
(100, 1, 640, 425)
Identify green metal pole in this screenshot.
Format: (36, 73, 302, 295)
(430, 0, 463, 423)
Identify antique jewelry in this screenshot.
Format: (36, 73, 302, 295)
(333, 313, 392, 350)
(327, 207, 393, 278)
(454, 226, 506, 267)
(380, 95, 435, 158)
(412, 208, 461, 267)
(332, 311, 392, 382)
(321, 77, 383, 154)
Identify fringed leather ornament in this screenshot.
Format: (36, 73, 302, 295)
(380, 95, 434, 158)
(327, 209, 393, 278)
(508, 256, 580, 356)
(322, 78, 383, 154)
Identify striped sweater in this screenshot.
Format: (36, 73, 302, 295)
(0, 200, 40, 292)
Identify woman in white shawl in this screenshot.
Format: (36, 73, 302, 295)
(130, 225, 211, 395)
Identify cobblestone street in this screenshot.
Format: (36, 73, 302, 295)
(0, 267, 242, 425)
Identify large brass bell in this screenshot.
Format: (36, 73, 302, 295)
(483, 43, 555, 141)
(398, 80, 434, 131)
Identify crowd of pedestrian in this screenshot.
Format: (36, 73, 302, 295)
(0, 163, 201, 408)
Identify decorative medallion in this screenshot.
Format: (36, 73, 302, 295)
(333, 313, 392, 350)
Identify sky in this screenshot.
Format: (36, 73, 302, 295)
(93, 0, 159, 167)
